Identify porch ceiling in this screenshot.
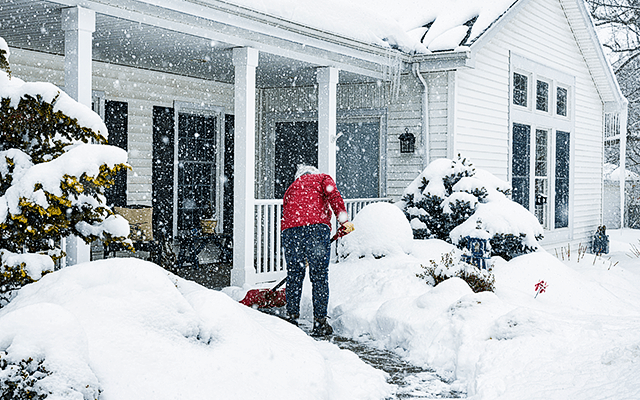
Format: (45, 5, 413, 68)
(0, 0, 387, 88)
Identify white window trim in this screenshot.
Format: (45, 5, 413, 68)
(509, 53, 576, 240)
(172, 101, 225, 237)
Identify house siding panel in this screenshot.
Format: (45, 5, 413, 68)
(454, 0, 604, 249)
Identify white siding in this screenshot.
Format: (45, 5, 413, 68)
(9, 48, 235, 206)
(386, 74, 424, 198)
(454, 0, 604, 248)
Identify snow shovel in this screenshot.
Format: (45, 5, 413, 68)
(239, 229, 346, 309)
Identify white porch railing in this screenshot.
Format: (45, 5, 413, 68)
(253, 197, 392, 283)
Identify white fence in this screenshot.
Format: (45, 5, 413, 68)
(253, 197, 392, 282)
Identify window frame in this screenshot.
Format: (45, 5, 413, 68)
(172, 101, 225, 237)
(509, 53, 575, 238)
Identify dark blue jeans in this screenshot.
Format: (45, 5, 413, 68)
(282, 224, 331, 319)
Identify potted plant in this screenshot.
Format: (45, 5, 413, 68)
(200, 202, 217, 234)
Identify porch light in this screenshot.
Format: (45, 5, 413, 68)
(399, 128, 416, 153)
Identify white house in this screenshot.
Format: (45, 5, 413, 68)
(0, 0, 626, 286)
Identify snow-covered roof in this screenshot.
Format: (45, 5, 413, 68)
(228, 0, 518, 54)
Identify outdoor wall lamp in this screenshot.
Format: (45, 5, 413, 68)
(399, 128, 416, 153)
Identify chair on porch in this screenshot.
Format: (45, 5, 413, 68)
(104, 205, 161, 263)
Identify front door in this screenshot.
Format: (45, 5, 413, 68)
(274, 121, 318, 199)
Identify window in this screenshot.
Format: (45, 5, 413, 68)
(512, 123, 530, 209)
(513, 73, 528, 107)
(534, 129, 549, 226)
(557, 87, 568, 117)
(536, 80, 549, 112)
(177, 113, 217, 231)
(555, 131, 570, 228)
(510, 54, 573, 232)
(152, 102, 225, 238)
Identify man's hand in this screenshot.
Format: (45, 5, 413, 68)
(342, 221, 355, 234)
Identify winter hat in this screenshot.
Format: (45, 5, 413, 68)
(295, 164, 320, 180)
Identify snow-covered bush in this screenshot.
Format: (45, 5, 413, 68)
(0, 352, 51, 400)
(336, 201, 413, 259)
(398, 156, 543, 260)
(0, 302, 103, 400)
(416, 250, 495, 293)
(0, 37, 130, 305)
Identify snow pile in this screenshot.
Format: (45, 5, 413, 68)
(337, 201, 414, 259)
(326, 231, 640, 398)
(227, 0, 518, 53)
(0, 259, 393, 400)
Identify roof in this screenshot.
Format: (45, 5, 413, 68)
(225, 0, 519, 54)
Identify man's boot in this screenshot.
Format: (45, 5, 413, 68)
(311, 317, 333, 336)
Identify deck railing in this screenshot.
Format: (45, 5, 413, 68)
(253, 197, 392, 282)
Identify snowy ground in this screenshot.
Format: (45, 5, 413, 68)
(3, 227, 640, 399)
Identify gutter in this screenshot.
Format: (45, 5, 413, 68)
(412, 63, 429, 168)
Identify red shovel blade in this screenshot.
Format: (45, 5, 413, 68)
(239, 288, 286, 308)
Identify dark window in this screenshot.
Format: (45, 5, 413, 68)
(223, 114, 234, 234)
(336, 121, 380, 198)
(513, 73, 528, 107)
(557, 87, 568, 116)
(152, 106, 175, 239)
(512, 123, 531, 209)
(177, 113, 217, 231)
(104, 100, 128, 207)
(274, 121, 318, 199)
(555, 131, 570, 228)
(536, 80, 549, 112)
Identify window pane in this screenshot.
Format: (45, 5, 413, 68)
(535, 129, 549, 227)
(555, 131, 570, 228)
(513, 73, 528, 107)
(536, 80, 549, 112)
(512, 123, 530, 209)
(557, 87, 567, 116)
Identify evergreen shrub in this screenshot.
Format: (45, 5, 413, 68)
(0, 37, 130, 306)
(399, 155, 543, 260)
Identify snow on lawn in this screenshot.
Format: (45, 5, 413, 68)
(324, 214, 640, 399)
(4, 207, 640, 399)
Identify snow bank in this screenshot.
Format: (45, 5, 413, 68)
(327, 233, 640, 398)
(337, 201, 414, 259)
(0, 259, 393, 400)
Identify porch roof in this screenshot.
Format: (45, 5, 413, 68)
(0, 0, 407, 88)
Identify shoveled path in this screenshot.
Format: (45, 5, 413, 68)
(296, 319, 466, 399)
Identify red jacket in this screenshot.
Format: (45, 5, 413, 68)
(281, 173, 348, 231)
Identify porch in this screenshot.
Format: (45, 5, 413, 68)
(95, 197, 391, 289)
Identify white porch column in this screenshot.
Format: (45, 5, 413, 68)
(62, 6, 95, 265)
(62, 7, 95, 106)
(317, 67, 338, 178)
(231, 47, 259, 286)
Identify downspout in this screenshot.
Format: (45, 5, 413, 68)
(413, 63, 429, 168)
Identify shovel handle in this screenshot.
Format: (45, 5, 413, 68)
(271, 233, 342, 292)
